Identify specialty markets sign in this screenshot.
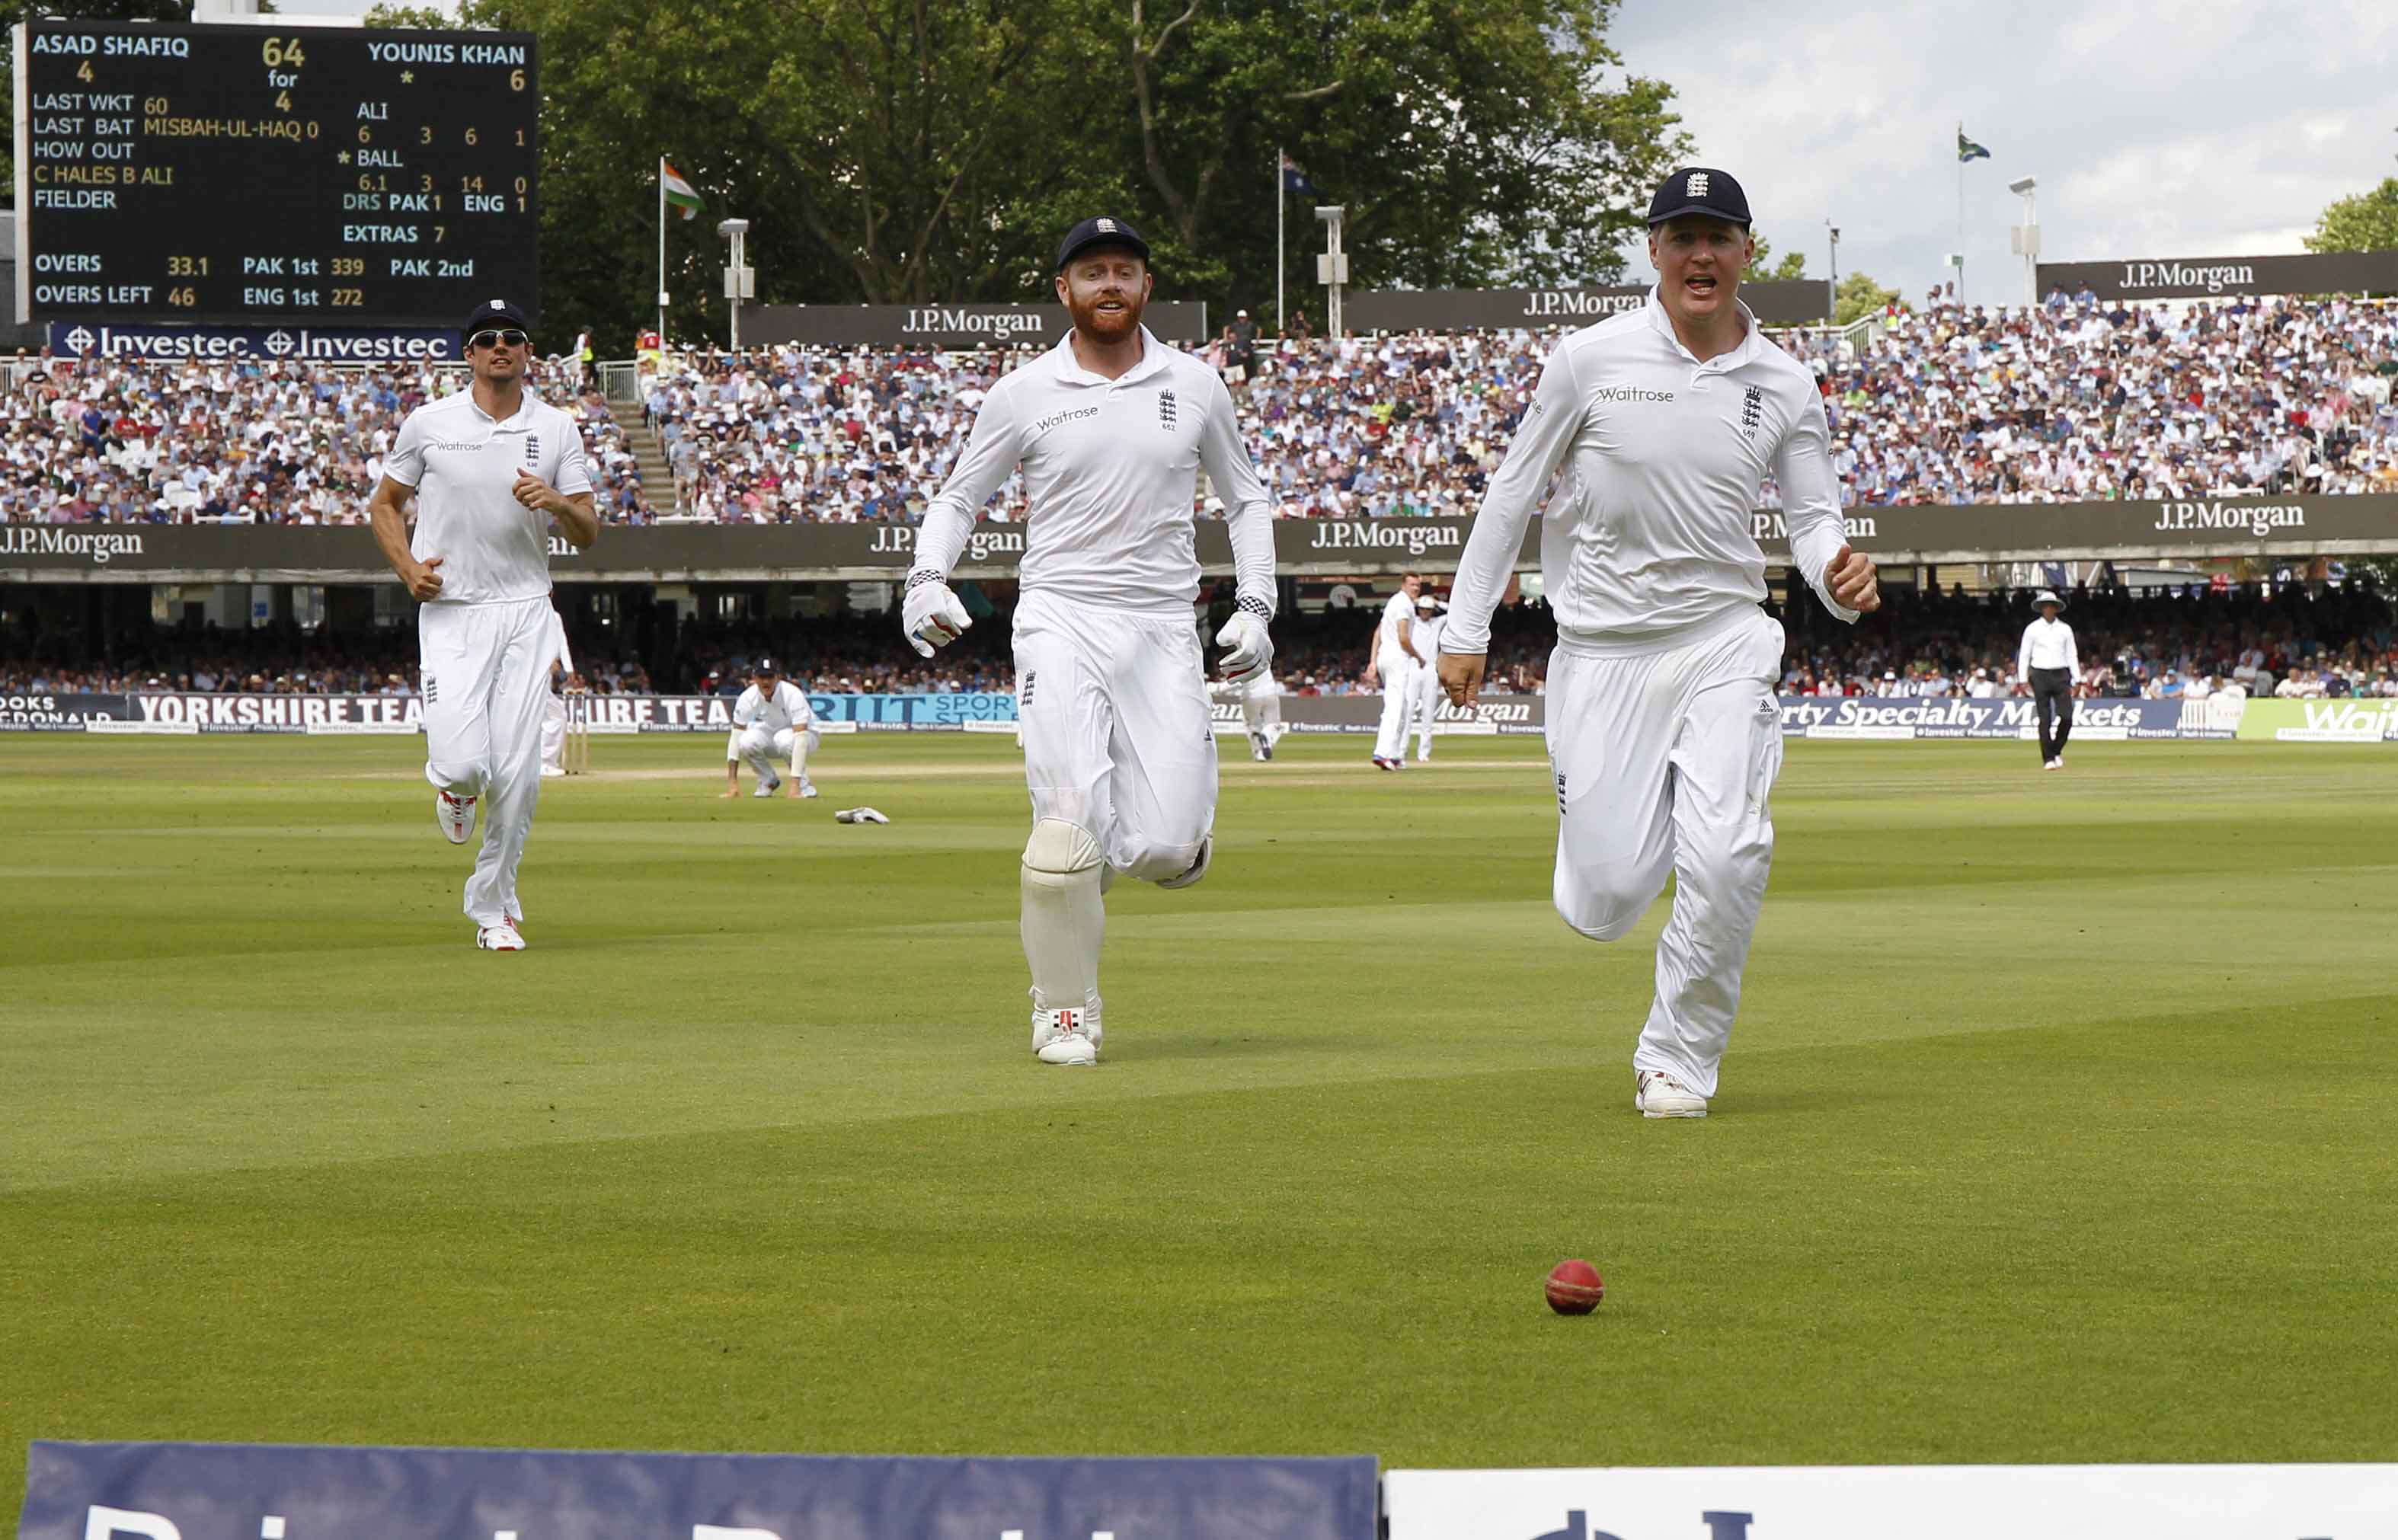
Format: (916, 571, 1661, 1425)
(8, 495, 2396, 583)
(2037, 248, 2398, 300)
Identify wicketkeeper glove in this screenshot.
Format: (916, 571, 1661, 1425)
(902, 569, 971, 658)
(1213, 597, 1274, 685)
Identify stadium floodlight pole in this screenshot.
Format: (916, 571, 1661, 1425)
(2009, 176, 2039, 306)
(1955, 120, 1965, 306)
(1827, 220, 1840, 321)
(718, 218, 751, 351)
(1276, 145, 1286, 334)
(1314, 205, 1347, 337)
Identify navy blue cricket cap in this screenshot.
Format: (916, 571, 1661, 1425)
(462, 298, 532, 340)
(1646, 167, 1751, 228)
(1056, 216, 1150, 272)
(751, 655, 782, 676)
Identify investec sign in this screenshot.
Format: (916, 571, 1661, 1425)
(46, 323, 460, 362)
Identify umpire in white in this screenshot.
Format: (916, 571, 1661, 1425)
(2016, 589, 2079, 769)
(369, 299, 599, 951)
(903, 217, 1277, 1067)
(1440, 169, 1878, 1117)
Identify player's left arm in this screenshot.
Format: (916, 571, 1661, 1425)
(1772, 385, 1875, 618)
(1198, 369, 1277, 682)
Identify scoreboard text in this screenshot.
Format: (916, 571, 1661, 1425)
(11, 19, 539, 325)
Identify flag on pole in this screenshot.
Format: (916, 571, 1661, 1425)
(1281, 152, 1319, 196)
(1956, 130, 1992, 163)
(661, 158, 705, 219)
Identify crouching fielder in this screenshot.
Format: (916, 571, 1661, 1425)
(1439, 167, 1878, 1117)
(722, 657, 820, 799)
(904, 215, 1277, 1067)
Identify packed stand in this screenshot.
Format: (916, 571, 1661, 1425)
(1, 352, 657, 526)
(644, 296, 2398, 522)
(1777, 291, 2398, 506)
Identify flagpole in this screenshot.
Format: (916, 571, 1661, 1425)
(1955, 122, 1965, 308)
(1276, 145, 1286, 334)
(657, 157, 667, 345)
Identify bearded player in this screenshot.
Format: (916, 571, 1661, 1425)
(904, 216, 1277, 1067)
(1440, 168, 1878, 1117)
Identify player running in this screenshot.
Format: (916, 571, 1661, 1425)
(369, 300, 598, 952)
(723, 657, 821, 800)
(904, 216, 1277, 1067)
(1439, 168, 1879, 1117)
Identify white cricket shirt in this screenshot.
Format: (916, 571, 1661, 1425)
(914, 327, 1275, 615)
(385, 388, 592, 606)
(1444, 289, 1856, 653)
(1413, 612, 1447, 663)
(1374, 591, 1414, 667)
(2017, 616, 2079, 680)
(734, 680, 814, 734)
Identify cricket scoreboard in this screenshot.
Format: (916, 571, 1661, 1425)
(12, 19, 539, 326)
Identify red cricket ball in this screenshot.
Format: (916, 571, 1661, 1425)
(1545, 1258, 1605, 1315)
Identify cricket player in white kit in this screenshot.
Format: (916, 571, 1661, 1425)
(1440, 169, 1881, 1117)
(903, 216, 1277, 1067)
(1365, 573, 1425, 768)
(538, 604, 573, 778)
(1404, 591, 1448, 762)
(369, 300, 599, 951)
(721, 657, 821, 799)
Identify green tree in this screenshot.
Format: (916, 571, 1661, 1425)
(1832, 270, 1899, 325)
(1, 0, 188, 193)
(361, 5, 456, 26)
(1118, 0, 1688, 312)
(1747, 232, 1808, 281)
(459, 0, 1688, 347)
(2305, 177, 2398, 253)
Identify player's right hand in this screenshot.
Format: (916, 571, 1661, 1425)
(407, 556, 445, 601)
(902, 570, 970, 658)
(1438, 650, 1486, 711)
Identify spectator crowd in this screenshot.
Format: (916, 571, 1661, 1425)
(2, 353, 655, 527)
(10, 578, 2390, 702)
(8, 293, 2396, 529)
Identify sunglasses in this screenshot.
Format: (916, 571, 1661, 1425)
(468, 328, 529, 350)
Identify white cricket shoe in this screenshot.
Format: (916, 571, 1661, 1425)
(2042, 759, 2059, 771)
(539, 765, 566, 779)
(800, 776, 820, 799)
(1031, 1001, 1103, 1064)
(436, 790, 477, 845)
(753, 772, 782, 798)
(476, 924, 526, 952)
(1156, 835, 1212, 890)
(1635, 1069, 1708, 1118)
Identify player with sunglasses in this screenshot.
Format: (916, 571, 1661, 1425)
(369, 299, 599, 951)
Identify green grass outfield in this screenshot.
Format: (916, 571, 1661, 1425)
(3, 731, 2395, 1501)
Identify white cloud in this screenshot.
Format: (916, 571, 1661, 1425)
(1610, 0, 2398, 305)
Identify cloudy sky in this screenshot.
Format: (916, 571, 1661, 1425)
(1607, 0, 2398, 304)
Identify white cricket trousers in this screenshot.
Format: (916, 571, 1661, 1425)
(1405, 660, 1442, 759)
(1546, 605, 1786, 1097)
(1373, 663, 1414, 759)
(1014, 589, 1215, 880)
(727, 724, 820, 775)
(420, 595, 555, 928)
(539, 691, 567, 772)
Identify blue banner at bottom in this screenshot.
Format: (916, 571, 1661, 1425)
(21, 1442, 1380, 1540)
